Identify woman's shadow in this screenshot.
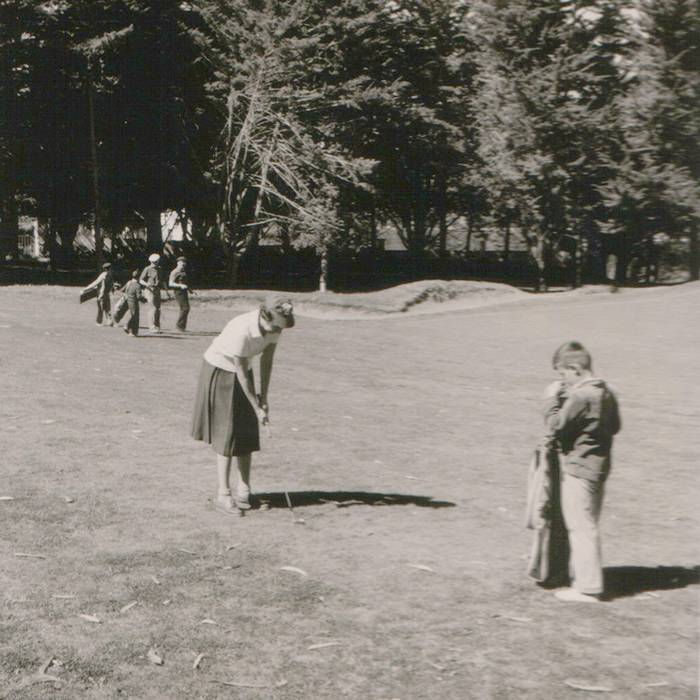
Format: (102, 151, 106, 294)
(252, 491, 455, 510)
(603, 565, 699, 600)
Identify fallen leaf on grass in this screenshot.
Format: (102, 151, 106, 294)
(120, 601, 138, 613)
(210, 679, 287, 689)
(200, 619, 218, 625)
(493, 614, 532, 623)
(0, 496, 15, 501)
(408, 564, 435, 573)
(193, 653, 205, 670)
(162, 599, 172, 605)
(225, 543, 241, 551)
(147, 648, 164, 666)
(307, 641, 343, 651)
(564, 680, 613, 692)
(51, 594, 76, 599)
(642, 682, 670, 688)
(403, 475, 425, 481)
(280, 566, 308, 577)
(150, 575, 161, 585)
(19, 674, 61, 689)
(41, 419, 57, 425)
(63, 496, 75, 503)
(40, 657, 55, 675)
(14, 552, 46, 559)
(427, 661, 447, 671)
(78, 614, 101, 623)
(645, 592, 660, 598)
(177, 548, 197, 556)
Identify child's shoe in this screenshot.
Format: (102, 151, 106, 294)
(554, 588, 601, 603)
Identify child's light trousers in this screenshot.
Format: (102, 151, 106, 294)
(561, 472, 605, 595)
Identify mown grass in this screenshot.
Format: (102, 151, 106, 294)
(0, 281, 698, 699)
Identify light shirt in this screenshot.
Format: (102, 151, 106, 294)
(204, 309, 280, 372)
(139, 265, 160, 289)
(169, 267, 187, 289)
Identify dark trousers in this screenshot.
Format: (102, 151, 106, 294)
(96, 295, 111, 324)
(125, 298, 140, 335)
(174, 289, 190, 331)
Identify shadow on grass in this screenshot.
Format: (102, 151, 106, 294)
(135, 332, 189, 339)
(253, 491, 456, 510)
(603, 565, 699, 600)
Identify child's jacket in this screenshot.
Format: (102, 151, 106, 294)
(121, 279, 142, 300)
(550, 378, 621, 482)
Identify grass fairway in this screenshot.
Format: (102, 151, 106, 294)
(0, 282, 698, 699)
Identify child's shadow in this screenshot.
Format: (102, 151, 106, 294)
(604, 565, 699, 600)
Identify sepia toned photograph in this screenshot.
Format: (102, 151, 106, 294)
(0, 1, 698, 698)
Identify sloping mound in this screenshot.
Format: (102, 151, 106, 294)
(193, 280, 526, 317)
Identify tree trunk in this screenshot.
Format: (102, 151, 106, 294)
(0, 200, 19, 261)
(56, 219, 78, 268)
(87, 75, 103, 268)
(503, 220, 511, 260)
(688, 227, 699, 281)
(45, 221, 60, 274)
(227, 250, 240, 288)
(465, 214, 474, 257)
(530, 234, 547, 292)
(146, 209, 162, 251)
(437, 175, 448, 258)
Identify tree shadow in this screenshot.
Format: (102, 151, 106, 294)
(603, 565, 699, 600)
(136, 333, 189, 340)
(252, 491, 455, 510)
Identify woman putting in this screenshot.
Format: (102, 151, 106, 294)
(192, 295, 295, 514)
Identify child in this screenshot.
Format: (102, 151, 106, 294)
(191, 295, 295, 514)
(118, 271, 142, 336)
(139, 253, 162, 333)
(168, 256, 190, 331)
(82, 263, 114, 326)
(543, 341, 621, 603)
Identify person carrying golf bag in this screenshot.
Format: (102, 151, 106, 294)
(191, 295, 295, 514)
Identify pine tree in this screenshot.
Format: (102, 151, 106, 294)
(469, 0, 627, 289)
(599, 0, 700, 281)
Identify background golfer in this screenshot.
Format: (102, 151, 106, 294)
(191, 295, 295, 513)
(139, 253, 162, 333)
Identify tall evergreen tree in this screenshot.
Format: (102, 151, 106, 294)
(598, 0, 700, 281)
(469, 0, 627, 289)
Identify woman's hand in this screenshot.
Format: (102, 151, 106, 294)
(257, 399, 269, 425)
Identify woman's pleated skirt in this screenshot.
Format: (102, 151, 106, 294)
(191, 360, 260, 456)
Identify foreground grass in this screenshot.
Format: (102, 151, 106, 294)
(0, 282, 698, 699)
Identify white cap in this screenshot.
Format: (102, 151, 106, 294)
(148, 253, 160, 263)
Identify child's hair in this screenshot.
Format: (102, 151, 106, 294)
(131, 270, 139, 278)
(552, 341, 593, 371)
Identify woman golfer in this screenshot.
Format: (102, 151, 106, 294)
(191, 295, 295, 514)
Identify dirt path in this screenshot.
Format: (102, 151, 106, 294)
(0, 283, 697, 699)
